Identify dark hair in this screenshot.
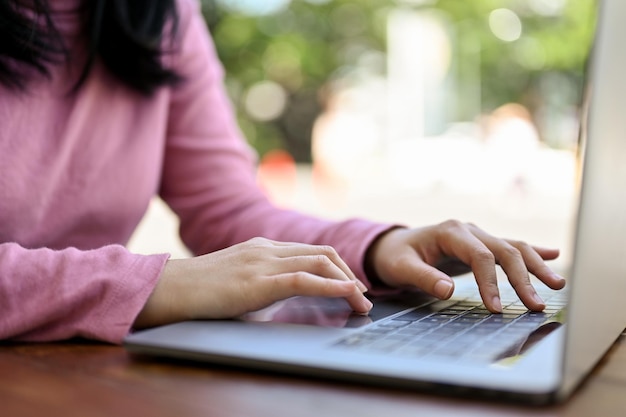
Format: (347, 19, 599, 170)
(0, 0, 181, 95)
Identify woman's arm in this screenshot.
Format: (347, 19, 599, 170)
(0, 243, 167, 343)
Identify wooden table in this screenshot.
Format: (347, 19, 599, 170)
(2, 333, 625, 417)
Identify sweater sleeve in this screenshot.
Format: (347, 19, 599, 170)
(160, 0, 396, 282)
(0, 243, 168, 343)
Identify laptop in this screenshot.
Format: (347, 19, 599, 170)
(124, 0, 626, 404)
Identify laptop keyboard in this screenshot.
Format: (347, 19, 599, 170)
(332, 286, 567, 363)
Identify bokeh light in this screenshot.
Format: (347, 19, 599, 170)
(489, 8, 522, 42)
(216, 0, 290, 15)
(528, 0, 567, 16)
(244, 81, 289, 122)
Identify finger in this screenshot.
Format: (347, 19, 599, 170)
(278, 255, 372, 306)
(271, 243, 368, 293)
(269, 272, 373, 313)
(478, 235, 544, 311)
(532, 245, 561, 261)
(435, 224, 502, 312)
(511, 242, 566, 290)
(384, 249, 455, 299)
(468, 228, 556, 311)
(278, 254, 351, 283)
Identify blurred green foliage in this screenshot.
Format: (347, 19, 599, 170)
(200, 0, 596, 160)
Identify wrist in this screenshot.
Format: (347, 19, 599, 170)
(134, 260, 181, 329)
(363, 226, 405, 289)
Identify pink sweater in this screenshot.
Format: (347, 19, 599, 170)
(0, 0, 392, 343)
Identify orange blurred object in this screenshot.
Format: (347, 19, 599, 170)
(257, 149, 298, 208)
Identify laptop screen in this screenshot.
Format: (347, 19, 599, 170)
(560, 0, 626, 398)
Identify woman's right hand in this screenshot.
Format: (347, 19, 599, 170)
(133, 237, 372, 329)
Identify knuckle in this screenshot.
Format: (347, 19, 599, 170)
(501, 245, 522, 260)
(470, 248, 495, 264)
(314, 254, 332, 268)
(247, 236, 270, 246)
(440, 219, 464, 230)
(438, 219, 467, 236)
(510, 278, 533, 292)
(318, 245, 338, 257)
(483, 281, 500, 293)
(287, 271, 308, 290)
(513, 240, 532, 252)
(243, 238, 270, 259)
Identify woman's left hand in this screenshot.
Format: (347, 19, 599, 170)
(364, 220, 565, 313)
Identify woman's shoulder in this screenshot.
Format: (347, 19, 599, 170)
(175, 0, 202, 20)
(172, 0, 211, 44)
(166, 0, 223, 89)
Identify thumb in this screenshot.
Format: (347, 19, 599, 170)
(384, 256, 455, 299)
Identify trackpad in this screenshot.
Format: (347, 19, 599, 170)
(242, 291, 434, 329)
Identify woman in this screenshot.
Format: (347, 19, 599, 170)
(0, 0, 565, 343)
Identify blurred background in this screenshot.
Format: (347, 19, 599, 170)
(130, 0, 597, 272)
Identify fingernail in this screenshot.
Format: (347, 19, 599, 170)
(434, 280, 454, 299)
(533, 293, 545, 306)
(356, 280, 368, 293)
(554, 273, 566, 282)
(363, 298, 373, 311)
(491, 296, 502, 313)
